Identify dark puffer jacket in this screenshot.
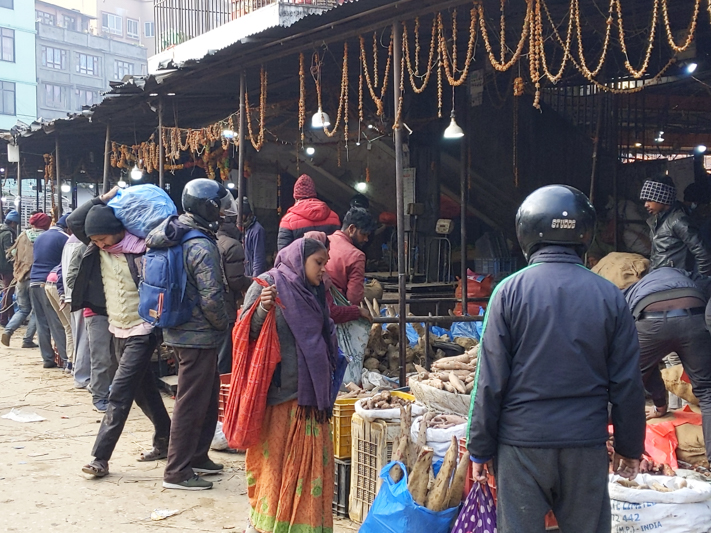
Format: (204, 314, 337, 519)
(648, 203, 711, 275)
(217, 222, 251, 323)
(277, 198, 340, 250)
(146, 215, 228, 348)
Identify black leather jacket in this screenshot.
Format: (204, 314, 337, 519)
(648, 203, 711, 275)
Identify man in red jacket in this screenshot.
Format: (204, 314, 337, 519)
(277, 174, 340, 250)
(325, 207, 376, 306)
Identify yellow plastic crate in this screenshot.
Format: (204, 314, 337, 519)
(331, 397, 357, 459)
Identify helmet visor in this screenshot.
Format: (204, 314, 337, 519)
(220, 192, 238, 217)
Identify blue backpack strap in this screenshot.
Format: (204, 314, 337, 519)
(177, 229, 208, 301)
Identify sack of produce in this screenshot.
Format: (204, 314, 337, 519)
(410, 414, 468, 462)
(355, 391, 425, 422)
(108, 184, 177, 238)
(592, 252, 649, 290)
(609, 473, 711, 533)
(451, 483, 497, 533)
(661, 364, 699, 405)
(359, 461, 459, 533)
(675, 423, 709, 468)
(454, 270, 494, 315)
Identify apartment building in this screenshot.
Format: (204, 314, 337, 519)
(0, 0, 38, 131)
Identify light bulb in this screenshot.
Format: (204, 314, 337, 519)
(60, 184, 71, 193)
(696, 145, 707, 154)
(222, 129, 235, 139)
(311, 108, 331, 128)
(227, 182, 235, 189)
(443, 111, 465, 139)
(305, 146, 316, 156)
(88, 184, 94, 189)
(117, 180, 127, 188)
(355, 182, 368, 193)
(130, 166, 143, 181)
(686, 62, 698, 74)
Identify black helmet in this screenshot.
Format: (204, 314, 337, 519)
(515, 185, 596, 260)
(182, 178, 233, 232)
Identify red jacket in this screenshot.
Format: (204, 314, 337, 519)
(277, 198, 340, 250)
(325, 230, 366, 305)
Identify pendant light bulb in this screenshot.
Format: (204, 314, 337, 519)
(130, 166, 143, 181)
(311, 107, 331, 128)
(443, 111, 465, 139)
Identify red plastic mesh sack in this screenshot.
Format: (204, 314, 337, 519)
(454, 270, 493, 316)
(451, 482, 497, 533)
(223, 278, 282, 450)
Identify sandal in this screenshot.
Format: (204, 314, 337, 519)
(137, 447, 168, 462)
(82, 459, 109, 478)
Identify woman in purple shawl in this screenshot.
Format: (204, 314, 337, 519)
(240, 237, 338, 533)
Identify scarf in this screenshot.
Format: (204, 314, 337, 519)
(267, 239, 337, 416)
(104, 231, 146, 254)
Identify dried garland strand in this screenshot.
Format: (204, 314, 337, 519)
(538, 0, 574, 84)
(661, 0, 700, 53)
(439, 8, 478, 86)
(315, 45, 350, 139)
(244, 67, 267, 151)
(299, 53, 306, 145)
(614, 0, 659, 79)
(359, 32, 393, 116)
(393, 43, 406, 130)
(478, 0, 532, 72)
(402, 17, 438, 94)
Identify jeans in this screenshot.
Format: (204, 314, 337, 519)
(164, 346, 219, 484)
(45, 282, 73, 363)
(86, 315, 117, 404)
(496, 444, 610, 533)
(637, 313, 711, 462)
(71, 311, 91, 386)
(4, 280, 36, 343)
(29, 284, 67, 365)
(91, 333, 171, 461)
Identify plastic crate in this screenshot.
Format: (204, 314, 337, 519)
(457, 437, 558, 530)
(348, 413, 400, 523)
(331, 397, 357, 459)
(474, 258, 518, 280)
(333, 458, 351, 518)
(217, 373, 231, 423)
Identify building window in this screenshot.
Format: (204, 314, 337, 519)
(75, 89, 97, 111)
(101, 13, 122, 35)
(62, 15, 76, 30)
(0, 0, 13, 9)
(113, 60, 133, 80)
(0, 28, 13, 62)
(144, 21, 154, 37)
(0, 81, 15, 115)
(76, 53, 99, 76)
(127, 18, 139, 39)
(45, 84, 66, 109)
(41, 46, 67, 70)
(36, 10, 56, 26)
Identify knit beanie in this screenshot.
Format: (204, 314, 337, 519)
(293, 174, 317, 200)
(640, 179, 676, 206)
(29, 213, 51, 231)
(85, 205, 124, 237)
(56, 214, 69, 229)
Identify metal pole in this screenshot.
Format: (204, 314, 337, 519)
(393, 22, 407, 387)
(237, 70, 246, 229)
(460, 116, 468, 316)
(102, 122, 111, 194)
(16, 154, 21, 235)
(55, 136, 62, 217)
(589, 103, 603, 204)
(159, 98, 165, 189)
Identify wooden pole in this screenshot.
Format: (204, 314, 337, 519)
(55, 136, 62, 217)
(159, 98, 165, 189)
(237, 70, 246, 228)
(102, 122, 111, 194)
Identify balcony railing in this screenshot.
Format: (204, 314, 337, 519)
(155, 0, 339, 53)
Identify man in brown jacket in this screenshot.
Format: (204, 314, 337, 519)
(1, 215, 47, 347)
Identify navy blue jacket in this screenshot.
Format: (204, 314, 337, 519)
(30, 227, 68, 284)
(624, 267, 706, 317)
(467, 246, 646, 461)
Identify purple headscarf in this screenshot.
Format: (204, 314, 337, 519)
(267, 238, 338, 413)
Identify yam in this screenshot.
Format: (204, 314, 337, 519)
(443, 382, 457, 394)
(446, 450, 470, 509)
(408, 447, 434, 506)
(425, 436, 458, 511)
(432, 360, 476, 371)
(416, 412, 434, 451)
(465, 381, 474, 394)
(450, 372, 467, 394)
(390, 435, 410, 482)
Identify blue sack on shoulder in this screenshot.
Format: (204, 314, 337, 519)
(108, 184, 177, 238)
(359, 462, 459, 533)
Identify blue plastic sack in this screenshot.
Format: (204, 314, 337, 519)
(451, 308, 485, 341)
(430, 326, 452, 340)
(359, 462, 459, 533)
(107, 184, 177, 238)
(405, 323, 422, 347)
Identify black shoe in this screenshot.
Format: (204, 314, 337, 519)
(22, 341, 38, 349)
(1, 333, 10, 346)
(43, 361, 58, 368)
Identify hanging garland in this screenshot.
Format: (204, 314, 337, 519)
(244, 66, 267, 151)
(359, 31, 393, 116)
(315, 44, 350, 139)
(299, 53, 306, 145)
(438, 8, 478, 87)
(402, 17, 438, 94)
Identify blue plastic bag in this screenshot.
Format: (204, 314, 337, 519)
(451, 308, 485, 341)
(108, 184, 177, 238)
(430, 326, 453, 340)
(405, 323, 422, 347)
(359, 462, 459, 533)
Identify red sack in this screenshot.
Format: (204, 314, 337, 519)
(454, 270, 494, 315)
(223, 278, 282, 450)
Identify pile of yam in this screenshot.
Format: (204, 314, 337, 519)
(414, 349, 478, 395)
(389, 405, 470, 511)
(362, 299, 479, 380)
(359, 390, 413, 411)
(615, 478, 686, 492)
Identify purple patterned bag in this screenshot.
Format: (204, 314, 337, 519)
(451, 483, 497, 533)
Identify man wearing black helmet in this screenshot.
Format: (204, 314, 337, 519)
(147, 178, 230, 491)
(466, 185, 646, 533)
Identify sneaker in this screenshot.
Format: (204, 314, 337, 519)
(74, 380, 89, 389)
(21, 341, 38, 349)
(192, 458, 224, 474)
(43, 361, 58, 369)
(162, 474, 213, 491)
(1, 333, 10, 346)
(93, 400, 109, 413)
